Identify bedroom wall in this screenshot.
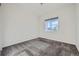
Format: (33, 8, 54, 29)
(76, 4, 79, 51)
(1, 3, 77, 47)
(39, 4, 76, 44)
(0, 6, 3, 50)
(2, 4, 39, 47)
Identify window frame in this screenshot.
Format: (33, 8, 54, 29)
(44, 17, 59, 32)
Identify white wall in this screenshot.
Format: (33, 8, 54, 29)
(1, 3, 77, 47)
(2, 4, 39, 47)
(39, 4, 76, 44)
(76, 4, 79, 51)
(0, 6, 3, 50)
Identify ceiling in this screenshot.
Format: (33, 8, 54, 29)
(1, 3, 75, 16)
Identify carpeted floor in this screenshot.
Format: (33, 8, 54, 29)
(1, 37, 79, 56)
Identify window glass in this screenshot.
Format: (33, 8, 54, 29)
(45, 17, 59, 32)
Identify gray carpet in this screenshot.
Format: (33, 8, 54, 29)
(1, 37, 79, 56)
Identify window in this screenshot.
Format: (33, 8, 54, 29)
(45, 17, 59, 32)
